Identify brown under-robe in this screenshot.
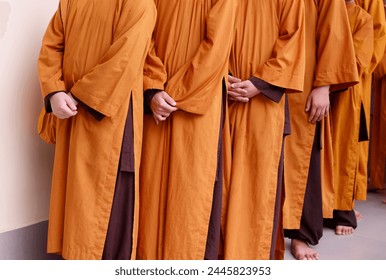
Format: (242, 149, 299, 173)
(270, 95, 291, 260)
(204, 87, 226, 260)
(284, 123, 324, 245)
(102, 99, 135, 260)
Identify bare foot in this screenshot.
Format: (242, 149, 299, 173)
(354, 209, 362, 221)
(290, 239, 319, 260)
(335, 225, 354, 235)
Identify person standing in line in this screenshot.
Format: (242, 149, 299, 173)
(283, 0, 359, 260)
(325, 0, 386, 234)
(137, 0, 237, 260)
(37, 0, 156, 259)
(324, 0, 374, 237)
(368, 1, 386, 196)
(221, 0, 306, 260)
(369, 44, 386, 196)
(355, 0, 386, 206)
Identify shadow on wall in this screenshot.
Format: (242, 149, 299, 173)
(0, 221, 62, 260)
(0, 1, 11, 39)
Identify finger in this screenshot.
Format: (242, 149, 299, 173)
(318, 108, 326, 121)
(236, 97, 249, 103)
(318, 107, 325, 122)
(155, 112, 167, 122)
(308, 106, 317, 123)
(229, 87, 248, 95)
(156, 109, 172, 118)
(315, 107, 323, 122)
(324, 106, 330, 117)
(158, 102, 178, 113)
(313, 108, 322, 123)
(63, 109, 77, 118)
(228, 91, 249, 102)
(162, 92, 177, 106)
(153, 114, 162, 124)
(60, 105, 77, 117)
(152, 114, 160, 125)
(319, 107, 327, 121)
(305, 97, 311, 112)
(228, 75, 241, 84)
(231, 81, 247, 89)
(68, 92, 78, 106)
(161, 102, 178, 113)
(229, 91, 249, 101)
(55, 108, 76, 119)
(228, 90, 243, 98)
(236, 88, 248, 95)
(65, 96, 78, 111)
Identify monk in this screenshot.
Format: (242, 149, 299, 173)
(326, 0, 386, 235)
(137, 0, 237, 260)
(369, 2, 386, 193)
(370, 50, 386, 193)
(221, 0, 306, 260)
(325, 0, 374, 237)
(283, 0, 359, 260)
(37, 0, 156, 259)
(355, 0, 386, 201)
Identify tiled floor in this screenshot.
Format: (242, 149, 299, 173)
(284, 189, 386, 260)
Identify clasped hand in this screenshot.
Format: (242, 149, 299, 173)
(150, 91, 178, 125)
(227, 75, 260, 102)
(50, 91, 78, 119)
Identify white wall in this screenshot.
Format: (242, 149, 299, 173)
(0, 0, 59, 233)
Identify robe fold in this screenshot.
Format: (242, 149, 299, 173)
(283, 0, 359, 231)
(37, 0, 156, 259)
(221, 0, 306, 260)
(137, 0, 237, 260)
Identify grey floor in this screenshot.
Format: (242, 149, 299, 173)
(284, 189, 386, 260)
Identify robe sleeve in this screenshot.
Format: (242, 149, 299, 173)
(314, 0, 359, 91)
(143, 89, 159, 115)
(71, 94, 105, 121)
(249, 77, 285, 103)
(143, 40, 168, 93)
(37, 2, 66, 101)
(142, 39, 168, 115)
(69, 1, 156, 118)
(352, 10, 374, 78)
(252, 0, 306, 93)
(162, 0, 237, 115)
(364, 0, 386, 74)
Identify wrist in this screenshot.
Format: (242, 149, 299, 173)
(317, 85, 330, 93)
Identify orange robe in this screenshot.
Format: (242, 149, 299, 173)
(221, 0, 305, 260)
(283, 0, 359, 230)
(331, 2, 374, 211)
(355, 0, 386, 196)
(370, 49, 386, 190)
(37, 0, 156, 259)
(137, 0, 237, 260)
